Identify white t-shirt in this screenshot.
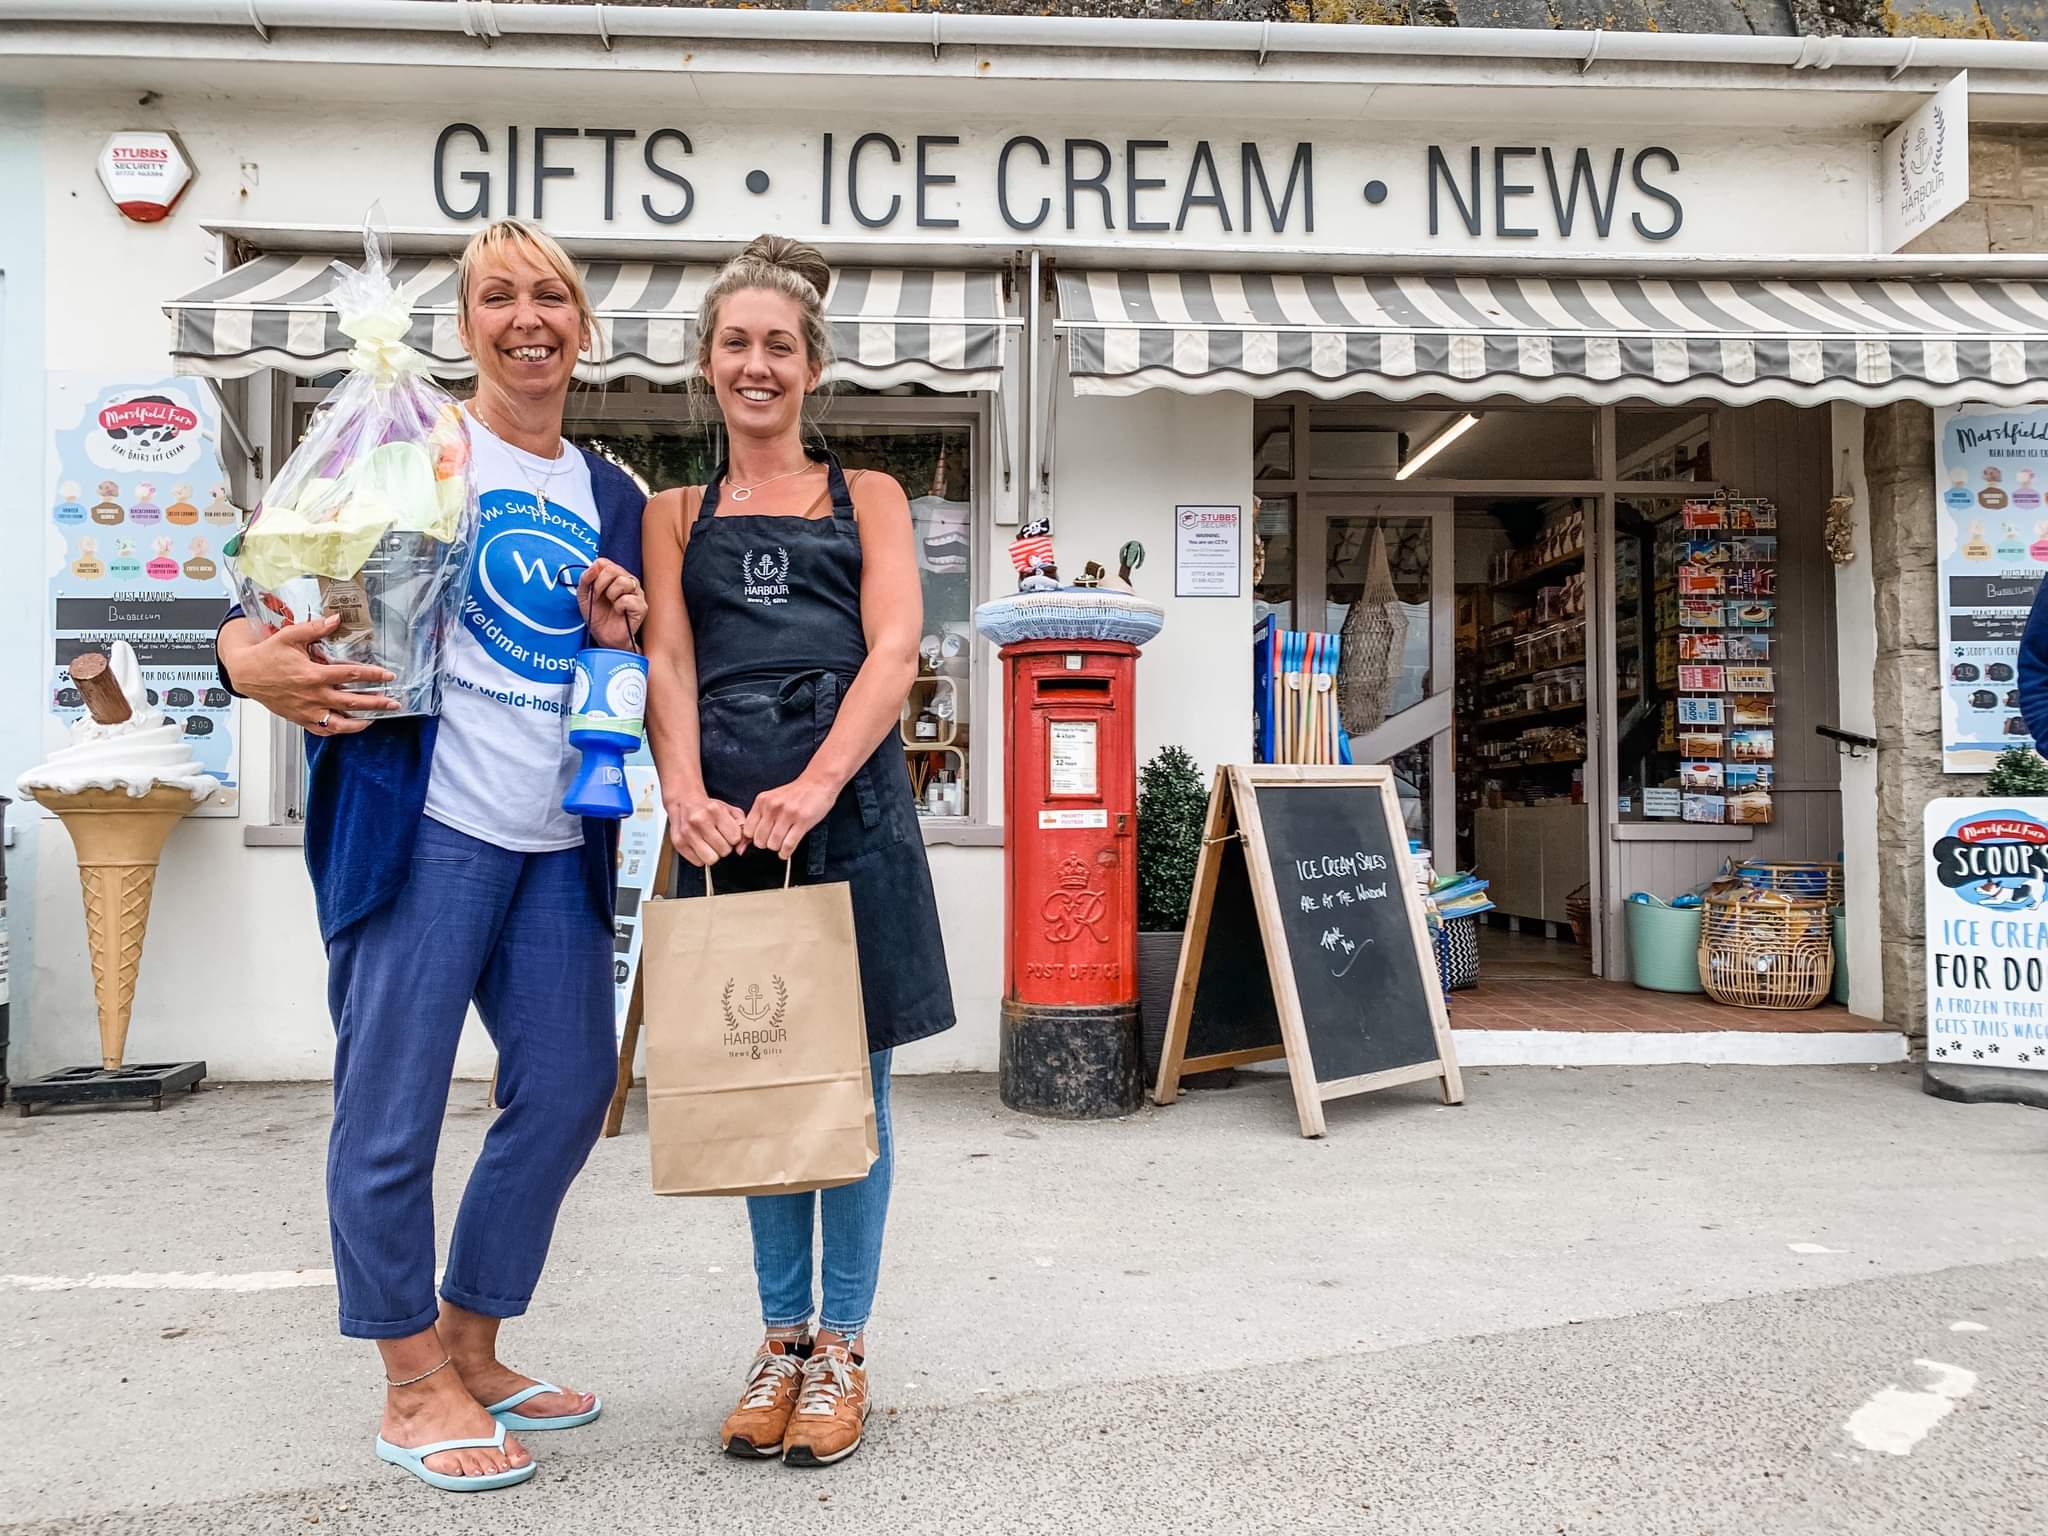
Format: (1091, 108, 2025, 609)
(422, 413, 599, 852)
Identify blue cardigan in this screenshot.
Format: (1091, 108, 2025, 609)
(221, 448, 647, 943)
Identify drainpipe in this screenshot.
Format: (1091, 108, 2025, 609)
(8, 2, 2048, 79)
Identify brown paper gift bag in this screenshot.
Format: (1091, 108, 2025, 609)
(642, 866, 879, 1197)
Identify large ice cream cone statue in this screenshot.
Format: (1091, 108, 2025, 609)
(28, 785, 199, 1067)
(18, 644, 216, 1070)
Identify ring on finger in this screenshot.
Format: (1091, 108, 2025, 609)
(317, 709, 332, 729)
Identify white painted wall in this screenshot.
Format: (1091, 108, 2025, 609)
(2, 91, 49, 1090)
(1830, 401, 1883, 1022)
(0, 75, 1887, 1080)
(12, 87, 1253, 1083)
(1050, 387, 1255, 780)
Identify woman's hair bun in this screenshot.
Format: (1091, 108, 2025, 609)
(740, 235, 832, 304)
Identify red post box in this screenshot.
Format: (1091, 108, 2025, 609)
(998, 639, 1143, 1117)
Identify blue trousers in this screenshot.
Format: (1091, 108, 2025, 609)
(324, 816, 617, 1339)
(747, 1050, 894, 1338)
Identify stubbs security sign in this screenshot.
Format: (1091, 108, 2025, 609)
(1925, 797, 2048, 1072)
(1880, 72, 1970, 254)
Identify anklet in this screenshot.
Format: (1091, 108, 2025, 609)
(386, 1356, 453, 1389)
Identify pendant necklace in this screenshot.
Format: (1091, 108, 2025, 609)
(725, 461, 819, 503)
(469, 401, 569, 517)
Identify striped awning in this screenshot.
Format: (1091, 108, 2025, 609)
(1056, 270, 2048, 408)
(169, 255, 1010, 392)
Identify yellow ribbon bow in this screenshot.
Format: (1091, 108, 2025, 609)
(339, 286, 426, 381)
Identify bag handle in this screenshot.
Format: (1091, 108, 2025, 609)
(702, 857, 795, 897)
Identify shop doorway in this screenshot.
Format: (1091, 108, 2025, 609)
(1252, 395, 1850, 1028)
(1254, 400, 1616, 979)
(1455, 495, 1595, 980)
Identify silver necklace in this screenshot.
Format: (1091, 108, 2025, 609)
(725, 461, 819, 503)
(469, 402, 569, 516)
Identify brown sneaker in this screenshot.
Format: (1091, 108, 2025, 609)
(720, 1337, 810, 1459)
(781, 1343, 870, 1468)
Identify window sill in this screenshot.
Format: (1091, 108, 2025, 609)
(1610, 823, 1755, 843)
(245, 822, 1006, 850)
(920, 823, 1003, 848)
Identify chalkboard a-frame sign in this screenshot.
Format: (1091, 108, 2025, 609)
(1154, 765, 1464, 1137)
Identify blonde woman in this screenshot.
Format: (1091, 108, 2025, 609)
(644, 236, 954, 1467)
(216, 220, 646, 1492)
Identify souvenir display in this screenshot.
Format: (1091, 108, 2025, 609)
(1667, 495, 1778, 823)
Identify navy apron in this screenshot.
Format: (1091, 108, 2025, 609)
(673, 450, 955, 1052)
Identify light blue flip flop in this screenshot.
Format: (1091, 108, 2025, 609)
(374, 1421, 536, 1493)
(486, 1382, 603, 1433)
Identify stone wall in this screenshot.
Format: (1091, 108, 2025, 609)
(1906, 125, 2048, 256)
(1867, 403, 1968, 1041)
(1874, 128, 2046, 1040)
(534, 0, 2048, 41)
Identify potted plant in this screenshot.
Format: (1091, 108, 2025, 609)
(1136, 745, 1208, 1084)
(1985, 745, 2048, 796)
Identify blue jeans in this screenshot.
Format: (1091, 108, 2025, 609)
(323, 816, 617, 1339)
(746, 1050, 894, 1339)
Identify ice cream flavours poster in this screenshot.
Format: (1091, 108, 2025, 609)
(45, 375, 239, 814)
(1936, 404, 2048, 774)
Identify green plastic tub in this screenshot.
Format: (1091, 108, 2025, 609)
(1626, 897, 1706, 994)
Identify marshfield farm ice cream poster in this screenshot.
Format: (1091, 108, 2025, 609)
(45, 376, 239, 815)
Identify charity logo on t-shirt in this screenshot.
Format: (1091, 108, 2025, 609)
(464, 487, 599, 684)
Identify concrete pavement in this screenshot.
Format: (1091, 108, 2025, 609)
(2, 1064, 2044, 1532)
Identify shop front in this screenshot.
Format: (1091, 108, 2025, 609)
(8, 11, 2048, 1079)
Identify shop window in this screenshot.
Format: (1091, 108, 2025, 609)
(821, 422, 977, 824)
(1611, 498, 1666, 823)
(578, 414, 981, 825)
(1323, 515, 1434, 709)
(1253, 494, 1296, 631)
(271, 391, 984, 829)
(1253, 409, 1293, 481)
(1304, 404, 1597, 481)
(1616, 409, 1713, 483)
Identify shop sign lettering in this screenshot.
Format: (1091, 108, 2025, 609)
(430, 123, 1684, 242)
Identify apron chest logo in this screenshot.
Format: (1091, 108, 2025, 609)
(743, 547, 792, 605)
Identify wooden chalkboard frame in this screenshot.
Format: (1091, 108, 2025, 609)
(1153, 764, 1464, 1137)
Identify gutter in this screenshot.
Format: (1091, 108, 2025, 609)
(5, 1, 2048, 80)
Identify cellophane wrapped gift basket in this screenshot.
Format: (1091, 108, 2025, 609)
(224, 220, 478, 717)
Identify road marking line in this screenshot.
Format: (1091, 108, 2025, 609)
(1951, 1320, 1990, 1333)
(1789, 1243, 1847, 1254)
(1845, 1359, 1978, 1456)
(0, 1270, 336, 1293)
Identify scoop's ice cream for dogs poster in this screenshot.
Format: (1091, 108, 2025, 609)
(1935, 405, 2048, 773)
(1924, 798, 2048, 1072)
(44, 375, 239, 815)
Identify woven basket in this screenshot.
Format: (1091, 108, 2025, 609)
(1434, 916, 1480, 992)
(1733, 860, 1845, 908)
(973, 589, 1165, 648)
(1566, 883, 1593, 952)
(1698, 890, 1835, 1010)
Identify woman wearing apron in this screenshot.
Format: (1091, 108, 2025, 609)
(643, 236, 953, 1468)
